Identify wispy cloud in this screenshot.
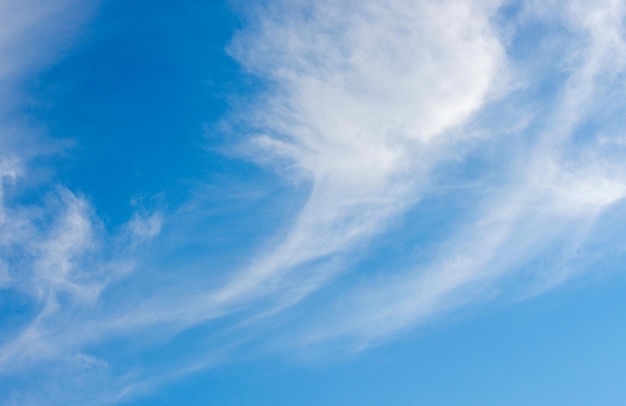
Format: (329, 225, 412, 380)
(73, 0, 509, 352)
(2, 0, 626, 403)
(216, 0, 507, 306)
(0, 0, 160, 397)
(284, 0, 626, 349)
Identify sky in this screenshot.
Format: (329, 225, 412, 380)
(1, 0, 626, 404)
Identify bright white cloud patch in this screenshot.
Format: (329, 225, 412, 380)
(219, 0, 506, 304)
(287, 0, 626, 348)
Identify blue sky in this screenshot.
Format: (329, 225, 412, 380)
(2, 0, 626, 404)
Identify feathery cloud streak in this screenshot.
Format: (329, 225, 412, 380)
(0, 1, 161, 398)
(69, 0, 508, 342)
(218, 0, 506, 306)
(287, 0, 626, 348)
(2, 0, 626, 403)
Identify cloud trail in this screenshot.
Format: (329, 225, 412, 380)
(287, 0, 626, 349)
(0, 0, 159, 384)
(215, 0, 507, 307)
(51, 0, 510, 347)
(2, 0, 626, 403)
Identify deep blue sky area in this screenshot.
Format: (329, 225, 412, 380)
(25, 1, 245, 226)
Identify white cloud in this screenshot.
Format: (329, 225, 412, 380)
(0, 0, 160, 379)
(217, 0, 507, 307)
(0, 0, 97, 371)
(286, 0, 626, 349)
(0, 0, 91, 83)
(2, 0, 626, 402)
(53, 0, 626, 361)
(0, 1, 509, 381)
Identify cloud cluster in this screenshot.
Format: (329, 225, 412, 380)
(220, 0, 506, 306)
(0, 2, 160, 400)
(285, 0, 626, 348)
(2, 0, 626, 403)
